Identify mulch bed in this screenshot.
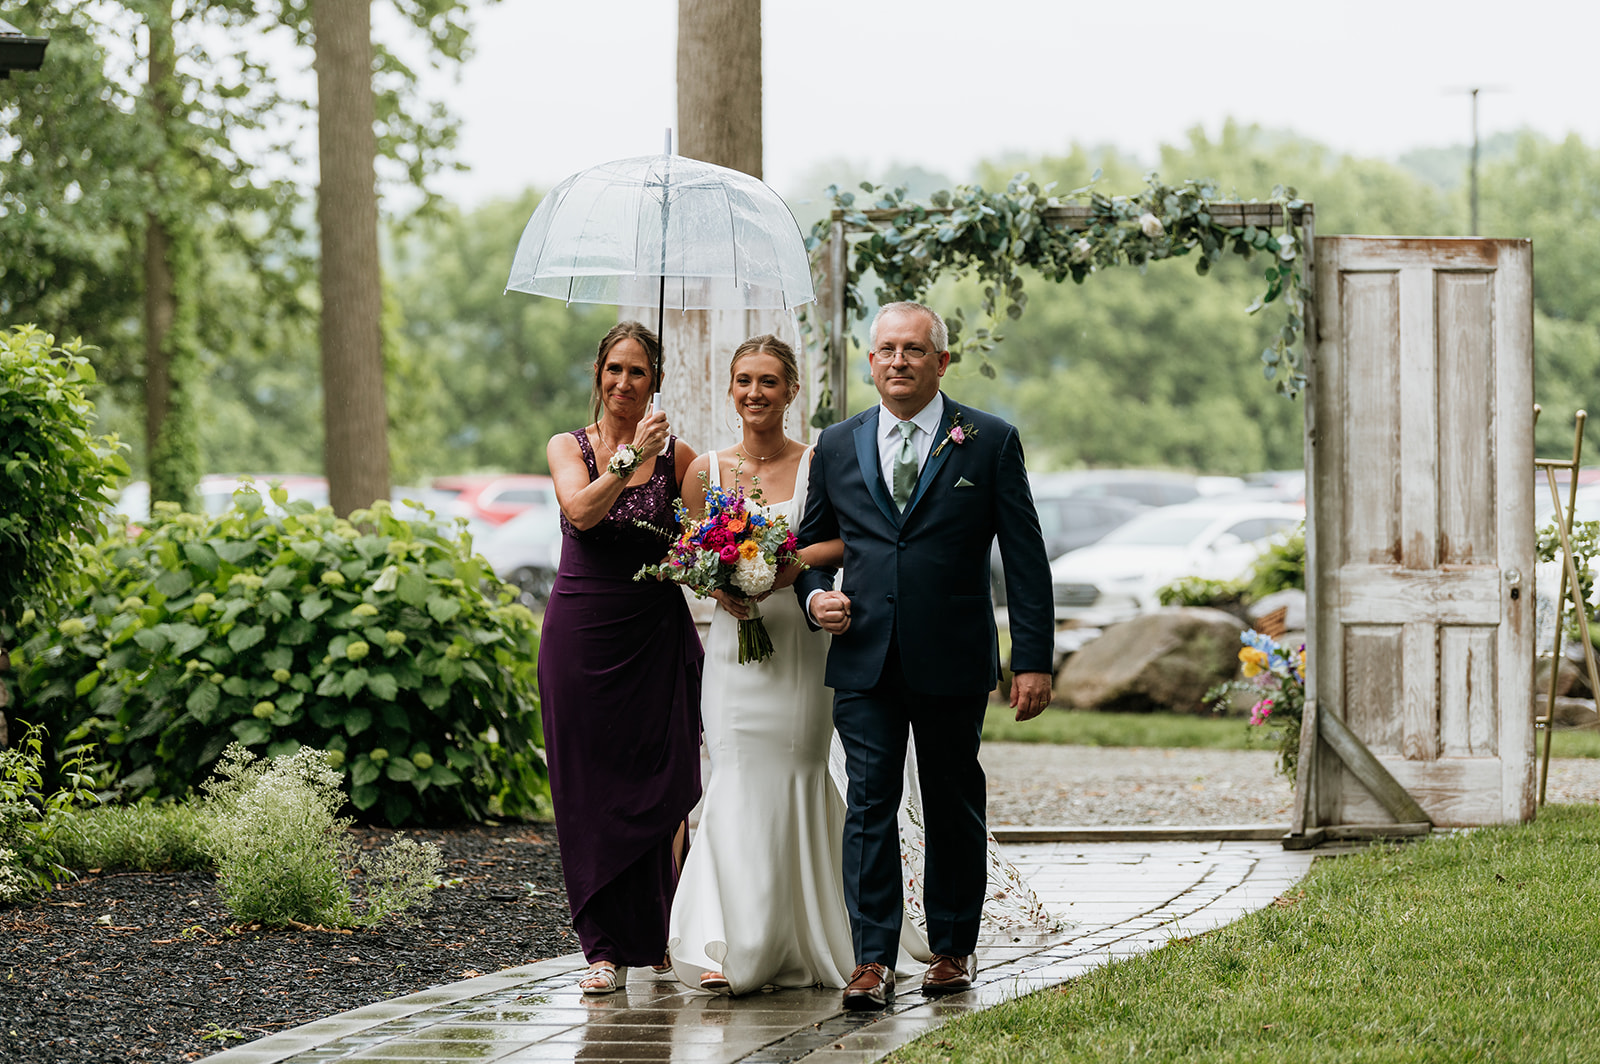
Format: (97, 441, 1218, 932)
(0, 824, 574, 1064)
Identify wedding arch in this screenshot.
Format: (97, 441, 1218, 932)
(798, 172, 1311, 428)
(799, 177, 1539, 844)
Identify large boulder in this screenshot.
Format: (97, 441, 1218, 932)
(1055, 607, 1246, 713)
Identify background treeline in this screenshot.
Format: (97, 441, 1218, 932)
(9, 103, 1598, 478)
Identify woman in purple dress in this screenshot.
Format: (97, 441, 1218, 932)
(540, 321, 702, 994)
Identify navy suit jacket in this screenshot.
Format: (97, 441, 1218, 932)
(794, 396, 1054, 696)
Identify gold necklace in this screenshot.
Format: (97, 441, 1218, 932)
(738, 438, 788, 463)
(594, 422, 632, 458)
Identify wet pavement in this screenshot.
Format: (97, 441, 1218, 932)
(207, 836, 1312, 1064)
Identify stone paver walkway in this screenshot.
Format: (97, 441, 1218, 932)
(207, 839, 1313, 1064)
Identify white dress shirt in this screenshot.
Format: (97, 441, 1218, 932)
(807, 394, 947, 622)
(877, 392, 945, 494)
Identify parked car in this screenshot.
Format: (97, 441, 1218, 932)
(430, 474, 556, 526)
(1048, 500, 1305, 625)
(991, 482, 1146, 605)
(1029, 469, 1202, 508)
(111, 480, 151, 525)
(475, 505, 563, 608)
(198, 474, 328, 515)
(1536, 480, 1600, 525)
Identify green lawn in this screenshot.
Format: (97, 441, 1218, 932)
(892, 803, 1600, 1063)
(1544, 728, 1600, 759)
(983, 707, 1259, 750)
(986, 706, 1600, 759)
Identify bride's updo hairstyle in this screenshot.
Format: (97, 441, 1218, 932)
(729, 334, 800, 402)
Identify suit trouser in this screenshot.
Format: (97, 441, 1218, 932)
(833, 640, 989, 966)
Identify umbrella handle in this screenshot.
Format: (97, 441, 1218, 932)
(651, 393, 665, 418)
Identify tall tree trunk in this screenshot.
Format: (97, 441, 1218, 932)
(669, 0, 786, 459)
(314, 0, 390, 517)
(677, 0, 762, 177)
(144, 5, 196, 509)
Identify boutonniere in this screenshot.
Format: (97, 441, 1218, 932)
(931, 413, 978, 457)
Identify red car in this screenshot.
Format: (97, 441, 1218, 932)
(429, 474, 557, 526)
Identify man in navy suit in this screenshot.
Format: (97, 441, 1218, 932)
(795, 301, 1055, 1010)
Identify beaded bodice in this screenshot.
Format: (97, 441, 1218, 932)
(559, 429, 680, 557)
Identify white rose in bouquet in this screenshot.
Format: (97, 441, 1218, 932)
(1139, 212, 1165, 238)
(731, 554, 776, 596)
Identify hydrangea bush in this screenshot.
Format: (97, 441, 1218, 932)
(14, 485, 545, 825)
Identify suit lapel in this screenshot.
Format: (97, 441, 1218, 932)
(904, 397, 957, 518)
(852, 409, 899, 526)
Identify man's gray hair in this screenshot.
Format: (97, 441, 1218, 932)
(870, 301, 948, 353)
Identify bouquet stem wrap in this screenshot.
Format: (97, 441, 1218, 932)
(737, 600, 774, 664)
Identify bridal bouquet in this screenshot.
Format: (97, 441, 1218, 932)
(636, 476, 803, 664)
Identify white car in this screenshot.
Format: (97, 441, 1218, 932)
(475, 505, 563, 608)
(1049, 500, 1304, 624)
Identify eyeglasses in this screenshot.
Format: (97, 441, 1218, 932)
(870, 345, 936, 364)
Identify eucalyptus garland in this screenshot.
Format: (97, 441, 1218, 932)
(802, 172, 1309, 428)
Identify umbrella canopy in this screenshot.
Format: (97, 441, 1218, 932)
(505, 153, 815, 317)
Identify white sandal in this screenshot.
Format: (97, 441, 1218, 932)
(699, 971, 731, 994)
(579, 962, 627, 995)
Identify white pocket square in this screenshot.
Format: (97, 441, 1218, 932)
(955, 476, 977, 488)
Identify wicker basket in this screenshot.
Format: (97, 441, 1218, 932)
(1253, 605, 1288, 640)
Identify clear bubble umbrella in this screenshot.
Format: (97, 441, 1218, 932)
(505, 150, 815, 386)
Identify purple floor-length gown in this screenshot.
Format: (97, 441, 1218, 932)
(538, 431, 703, 967)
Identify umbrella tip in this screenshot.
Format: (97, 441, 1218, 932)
(664, 127, 673, 155)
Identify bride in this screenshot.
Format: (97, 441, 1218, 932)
(668, 334, 1055, 996)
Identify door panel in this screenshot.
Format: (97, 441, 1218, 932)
(1310, 237, 1534, 827)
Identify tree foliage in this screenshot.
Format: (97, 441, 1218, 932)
(0, 0, 493, 491)
(388, 192, 606, 474)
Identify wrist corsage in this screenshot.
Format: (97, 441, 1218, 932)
(607, 444, 641, 480)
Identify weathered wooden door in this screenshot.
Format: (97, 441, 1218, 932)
(1307, 237, 1535, 828)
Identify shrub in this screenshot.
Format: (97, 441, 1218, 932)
(15, 486, 546, 825)
(1244, 525, 1306, 601)
(1156, 575, 1247, 612)
(0, 327, 131, 623)
(0, 723, 100, 905)
(0, 327, 129, 721)
(202, 744, 441, 927)
(53, 799, 211, 873)
(1536, 518, 1600, 644)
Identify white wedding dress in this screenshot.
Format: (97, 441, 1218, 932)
(668, 449, 1058, 995)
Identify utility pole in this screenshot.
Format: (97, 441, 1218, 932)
(1469, 87, 1480, 236)
(1449, 85, 1503, 236)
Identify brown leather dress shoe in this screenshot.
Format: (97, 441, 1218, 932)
(921, 953, 976, 996)
(842, 962, 895, 1011)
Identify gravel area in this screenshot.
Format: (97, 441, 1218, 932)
(980, 742, 1600, 826)
(982, 743, 1293, 826)
(1538, 754, 1600, 805)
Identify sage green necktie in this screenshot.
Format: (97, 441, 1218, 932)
(892, 420, 918, 511)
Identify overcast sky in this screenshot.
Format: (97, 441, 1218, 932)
(409, 0, 1600, 209)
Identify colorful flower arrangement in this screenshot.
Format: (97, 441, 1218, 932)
(1208, 629, 1307, 779)
(636, 472, 803, 663)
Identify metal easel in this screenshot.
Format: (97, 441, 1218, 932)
(1532, 406, 1600, 805)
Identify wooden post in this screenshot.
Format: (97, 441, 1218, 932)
(828, 216, 848, 424)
